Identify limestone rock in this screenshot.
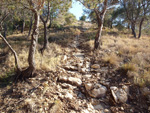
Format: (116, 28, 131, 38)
(62, 55, 67, 61)
(65, 92, 73, 101)
(64, 65, 78, 71)
(110, 86, 128, 103)
(81, 109, 90, 113)
(85, 83, 107, 98)
(80, 68, 87, 74)
(85, 83, 93, 91)
(68, 77, 82, 86)
(58, 76, 82, 86)
(91, 64, 100, 69)
(59, 76, 68, 82)
(83, 74, 92, 78)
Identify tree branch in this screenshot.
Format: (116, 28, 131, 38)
(0, 34, 22, 71)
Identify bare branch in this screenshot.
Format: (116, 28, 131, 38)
(0, 34, 22, 71)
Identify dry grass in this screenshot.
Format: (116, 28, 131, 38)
(85, 28, 150, 86)
(0, 27, 74, 78)
(102, 53, 121, 67)
(5, 42, 63, 72)
(121, 63, 137, 72)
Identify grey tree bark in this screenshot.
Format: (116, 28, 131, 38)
(0, 34, 21, 72)
(138, 18, 144, 38)
(131, 23, 136, 38)
(40, 1, 50, 54)
(94, 0, 107, 50)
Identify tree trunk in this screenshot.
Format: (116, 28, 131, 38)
(127, 22, 130, 29)
(40, 22, 48, 54)
(48, 15, 52, 29)
(40, 15, 49, 54)
(110, 21, 113, 29)
(94, 19, 103, 49)
(94, 10, 106, 49)
(21, 19, 25, 33)
(28, 11, 40, 73)
(16, 10, 40, 80)
(138, 18, 144, 39)
(27, 16, 33, 39)
(131, 23, 136, 38)
(3, 23, 7, 38)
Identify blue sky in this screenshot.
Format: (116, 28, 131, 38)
(69, 0, 84, 20)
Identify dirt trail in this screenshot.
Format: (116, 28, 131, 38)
(0, 27, 149, 113)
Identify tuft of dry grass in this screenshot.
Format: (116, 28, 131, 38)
(102, 53, 121, 67)
(5, 43, 63, 72)
(121, 63, 137, 72)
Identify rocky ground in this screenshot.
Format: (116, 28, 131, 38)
(0, 28, 150, 113)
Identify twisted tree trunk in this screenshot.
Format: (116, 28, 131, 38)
(131, 23, 136, 38)
(40, 1, 50, 54)
(94, 19, 104, 49)
(138, 18, 144, 39)
(3, 23, 7, 39)
(40, 16, 49, 54)
(94, 10, 107, 49)
(94, 0, 107, 50)
(16, 10, 40, 80)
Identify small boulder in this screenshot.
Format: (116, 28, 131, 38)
(58, 76, 68, 82)
(91, 64, 100, 69)
(85, 83, 107, 98)
(83, 74, 92, 78)
(85, 83, 93, 91)
(110, 86, 128, 103)
(68, 77, 82, 86)
(65, 92, 73, 101)
(81, 109, 90, 113)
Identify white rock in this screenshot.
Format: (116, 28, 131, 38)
(110, 86, 128, 103)
(111, 87, 118, 103)
(91, 64, 100, 69)
(69, 110, 76, 113)
(81, 109, 90, 113)
(85, 83, 93, 91)
(80, 68, 87, 73)
(59, 76, 68, 82)
(121, 107, 124, 111)
(65, 92, 73, 101)
(83, 74, 92, 78)
(68, 77, 82, 86)
(64, 65, 78, 71)
(90, 86, 107, 98)
(85, 83, 107, 98)
(122, 85, 129, 94)
(62, 55, 67, 61)
(104, 109, 110, 113)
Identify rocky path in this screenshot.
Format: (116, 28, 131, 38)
(0, 29, 148, 113)
(55, 31, 129, 113)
